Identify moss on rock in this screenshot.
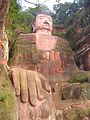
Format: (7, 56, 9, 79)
(0, 65, 18, 120)
(69, 71, 90, 83)
(63, 108, 90, 120)
(61, 83, 90, 100)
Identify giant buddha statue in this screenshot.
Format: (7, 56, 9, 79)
(11, 12, 90, 101)
(12, 13, 79, 88)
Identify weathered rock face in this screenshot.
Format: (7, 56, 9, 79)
(48, 71, 90, 120)
(54, 82, 90, 120)
(10, 67, 56, 120)
(58, 83, 90, 100)
(0, 40, 7, 65)
(10, 33, 78, 83)
(0, 65, 18, 120)
(55, 100, 90, 120)
(17, 95, 55, 120)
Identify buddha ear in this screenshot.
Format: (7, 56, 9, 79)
(32, 22, 36, 33)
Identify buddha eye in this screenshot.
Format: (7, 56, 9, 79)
(39, 16, 44, 19)
(48, 19, 52, 22)
(48, 18, 52, 22)
(40, 17, 43, 19)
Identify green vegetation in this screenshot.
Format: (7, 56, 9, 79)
(69, 72, 89, 83)
(65, 26, 78, 50)
(6, 0, 21, 43)
(63, 108, 90, 120)
(52, 1, 79, 26)
(0, 65, 18, 120)
(53, 0, 90, 51)
(52, 32, 66, 38)
(53, 0, 90, 26)
(0, 91, 10, 104)
(8, 39, 18, 65)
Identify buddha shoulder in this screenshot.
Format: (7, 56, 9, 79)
(54, 36, 73, 53)
(18, 33, 36, 44)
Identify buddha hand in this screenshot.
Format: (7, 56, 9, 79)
(10, 67, 55, 120)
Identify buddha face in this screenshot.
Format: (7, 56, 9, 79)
(35, 14, 52, 32)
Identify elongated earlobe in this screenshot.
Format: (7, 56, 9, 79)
(32, 22, 36, 33)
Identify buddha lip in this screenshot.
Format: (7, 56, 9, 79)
(43, 23, 50, 27)
(44, 24, 49, 26)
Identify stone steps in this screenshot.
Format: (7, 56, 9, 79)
(55, 100, 90, 120)
(52, 82, 90, 120)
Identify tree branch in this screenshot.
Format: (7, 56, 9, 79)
(24, 0, 38, 6)
(24, 0, 49, 6)
(41, 0, 49, 5)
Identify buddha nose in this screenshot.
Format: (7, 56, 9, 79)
(44, 19, 49, 24)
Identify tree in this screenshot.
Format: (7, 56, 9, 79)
(53, 2, 72, 25)
(79, 0, 90, 8)
(0, 0, 11, 40)
(66, 25, 77, 50)
(53, 1, 82, 26)
(5, 0, 22, 42)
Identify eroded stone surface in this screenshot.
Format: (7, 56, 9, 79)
(55, 100, 90, 120)
(10, 67, 56, 120)
(55, 83, 90, 101)
(12, 34, 78, 84)
(18, 96, 54, 120)
(36, 34, 57, 51)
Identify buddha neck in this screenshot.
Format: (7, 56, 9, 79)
(36, 29, 51, 35)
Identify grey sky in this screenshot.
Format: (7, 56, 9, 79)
(21, 0, 74, 11)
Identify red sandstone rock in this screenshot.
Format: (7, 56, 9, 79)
(0, 40, 7, 65)
(10, 67, 56, 120)
(33, 14, 52, 35)
(36, 34, 57, 51)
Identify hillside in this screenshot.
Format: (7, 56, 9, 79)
(53, 0, 90, 70)
(66, 3, 90, 70)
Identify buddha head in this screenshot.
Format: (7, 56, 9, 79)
(33, 13, 53, 35)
